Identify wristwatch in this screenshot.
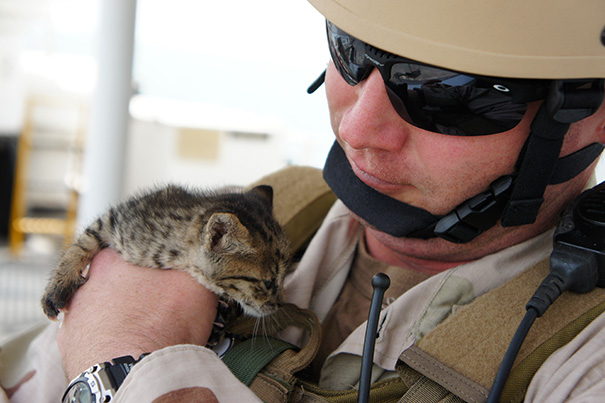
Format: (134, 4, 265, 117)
(62, 354, 148, 403)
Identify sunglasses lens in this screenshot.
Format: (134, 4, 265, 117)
(327, 22, 371, 85)
(384, 68, 529, 135)
(326, 22, 530, 136)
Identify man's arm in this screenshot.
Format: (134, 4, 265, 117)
(57, 248, 218, 380)
(3, 247, 263, 402)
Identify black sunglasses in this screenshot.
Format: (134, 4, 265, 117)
(325, 21, 552, 136)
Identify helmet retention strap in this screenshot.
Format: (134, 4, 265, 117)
(501, 103, 569, 226)
(502, 79, 605, 227)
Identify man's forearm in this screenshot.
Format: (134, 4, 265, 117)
(57, 248, 218, 380)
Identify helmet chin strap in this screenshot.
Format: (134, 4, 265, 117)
(323, 141, 442, 238)
(323, 80, 605, 244)
(324, 139, 603, 243)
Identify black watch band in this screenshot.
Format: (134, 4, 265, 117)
(62, 353, 148, 403)
(105, 355, 141, 389)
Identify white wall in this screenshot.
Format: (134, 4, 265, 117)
(124, 96, 292, 193)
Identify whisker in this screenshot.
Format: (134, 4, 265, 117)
(250, 316, 261, 350)
(267, 316, 280, 355)
(268, 314, 279, 336)
(262, 317, 275, 355)
(261, 316, 267, 338)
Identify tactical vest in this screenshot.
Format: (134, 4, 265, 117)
(227, 166, 605, 403)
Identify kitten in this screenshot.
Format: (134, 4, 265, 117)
(41, 184, 291, 325)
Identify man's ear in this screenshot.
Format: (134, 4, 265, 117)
(593, 86, 605, 144)
(572, 95, 605, 145)
(597, 115, 605, 144)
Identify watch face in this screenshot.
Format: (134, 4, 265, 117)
(63, 381, 94, 403)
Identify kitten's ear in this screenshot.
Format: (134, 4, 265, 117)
(249, 185, 273, 207)
(204, 212, 253, 254)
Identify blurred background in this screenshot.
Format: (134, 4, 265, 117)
(0, 0, 333, 340)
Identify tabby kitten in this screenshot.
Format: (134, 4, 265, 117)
(41, 184, 291, 324)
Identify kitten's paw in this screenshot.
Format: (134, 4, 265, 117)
(41, 287, 72, 319)
(41, 260, 89, 319)
(41, 298, 61, 319)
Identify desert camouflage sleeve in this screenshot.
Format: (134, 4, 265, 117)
(0, 322, 262, 402)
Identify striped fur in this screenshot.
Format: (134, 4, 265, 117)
(41, 184, 290, 320)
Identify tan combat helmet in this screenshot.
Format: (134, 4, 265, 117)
(307, 0, 605, 79)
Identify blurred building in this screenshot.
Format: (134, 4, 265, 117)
(0, 0, 332, 340)
(1, 0, 332, 254)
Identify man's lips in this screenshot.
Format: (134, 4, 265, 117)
(347, 157, 408, 195)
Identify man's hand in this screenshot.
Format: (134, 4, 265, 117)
(57, 248, 218, 380)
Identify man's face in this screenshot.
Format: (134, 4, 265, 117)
(324, 60, 605, 263)
(324, 62, 537, 217)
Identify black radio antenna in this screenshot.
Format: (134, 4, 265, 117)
(358, 273, 390, 403)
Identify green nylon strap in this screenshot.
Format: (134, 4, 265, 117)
(297, 377, 408, 403)
(221, 337, 298, 386)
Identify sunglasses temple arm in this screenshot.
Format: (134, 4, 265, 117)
(307, 69, 326, 94)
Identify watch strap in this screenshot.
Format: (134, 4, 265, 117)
(62, 353, 149, 403)
(106, 355, 141, 389)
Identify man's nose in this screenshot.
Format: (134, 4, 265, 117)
(338, 69, 412, 153)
